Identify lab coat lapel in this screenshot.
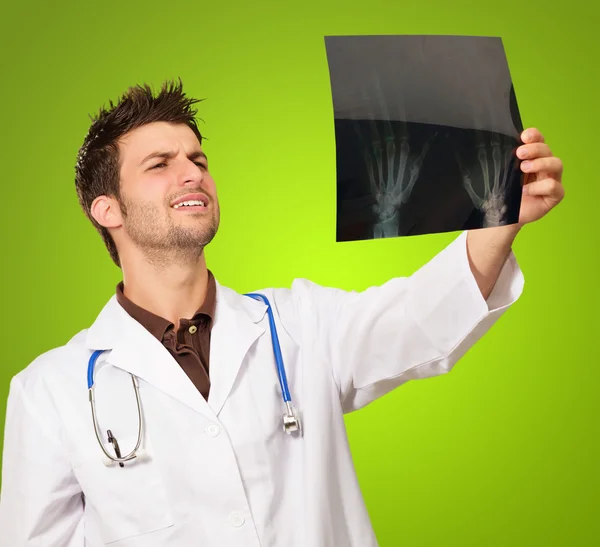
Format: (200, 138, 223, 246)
(207, 283, 267, 417)
(84, 296, 215, 418)
(84, 286, 268, 419)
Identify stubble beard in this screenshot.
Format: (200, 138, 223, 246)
(120, 197, 220, 269)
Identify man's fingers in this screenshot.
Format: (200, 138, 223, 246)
(521, 156, 564, 177)
(521, 128, 545, 144)
(523, 178, 565, 198)
(517, 142, 552, 160)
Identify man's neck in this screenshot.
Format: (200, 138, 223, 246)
(120, 251, 210, 328)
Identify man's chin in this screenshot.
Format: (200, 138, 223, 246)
(177, 227, 219, 248)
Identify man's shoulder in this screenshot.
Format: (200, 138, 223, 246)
(12, 328, 91, 390)
(216, 278, 348, 337)
(217, 277, 338, 300)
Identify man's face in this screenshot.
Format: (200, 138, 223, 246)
(115, 121, 220, 261)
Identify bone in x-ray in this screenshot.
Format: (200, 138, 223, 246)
(325, 35, 524, 242)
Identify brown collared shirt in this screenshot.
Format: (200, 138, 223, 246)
(115, 271, 217, 401)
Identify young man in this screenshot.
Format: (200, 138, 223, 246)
(0, 80, 564, 547)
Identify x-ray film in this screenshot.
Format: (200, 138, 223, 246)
(325, 35, 524, 241)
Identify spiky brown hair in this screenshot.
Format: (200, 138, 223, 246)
(74, 78, 205, 267)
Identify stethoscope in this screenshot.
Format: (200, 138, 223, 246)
(88, 293, 301, 467)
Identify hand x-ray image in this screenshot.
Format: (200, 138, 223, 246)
(325, 35, 525, 241)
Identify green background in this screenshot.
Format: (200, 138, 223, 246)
(1, 0, 598, 545)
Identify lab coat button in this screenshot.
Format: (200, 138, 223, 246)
(205, 423, 220, 437)
(229, 512, 245, 527)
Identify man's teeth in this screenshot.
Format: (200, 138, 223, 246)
(173, 200, 205, 209)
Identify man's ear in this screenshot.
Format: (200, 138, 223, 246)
(90, 195, 123, 229)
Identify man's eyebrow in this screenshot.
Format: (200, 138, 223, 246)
(139, 150, 208, 166)
(189, 150, 208, 163)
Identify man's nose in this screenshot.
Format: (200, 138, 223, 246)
(179, 159, 204, 186)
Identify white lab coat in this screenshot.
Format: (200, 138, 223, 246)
(0, 232, 524, 547)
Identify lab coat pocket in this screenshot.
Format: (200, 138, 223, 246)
(72, 434, 174, 544)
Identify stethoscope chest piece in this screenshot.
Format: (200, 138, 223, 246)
(283, 402, 302, 435)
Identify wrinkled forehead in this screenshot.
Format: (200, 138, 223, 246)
(118, 121, 202, 166)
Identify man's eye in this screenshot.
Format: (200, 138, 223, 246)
(149, 161, 206, 170)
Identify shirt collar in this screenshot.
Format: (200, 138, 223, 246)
(115, 270, 217, 341)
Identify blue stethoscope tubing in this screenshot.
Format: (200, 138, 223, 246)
(87, 350, 144, 466)
(87, 293, 300, 465)
(244, 293, 291, 402)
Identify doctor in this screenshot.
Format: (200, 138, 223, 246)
(0, 80, 564, 547)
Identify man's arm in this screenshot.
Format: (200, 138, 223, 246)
(284, 128, 563, 413)
(0, 375, 84, 547)
(467, 224, 521, 301)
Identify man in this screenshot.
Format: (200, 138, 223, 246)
(0, 80, 564, 547)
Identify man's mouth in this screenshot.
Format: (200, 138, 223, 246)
(170, 193, 209, 211)
(173, 199, 205, 209)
